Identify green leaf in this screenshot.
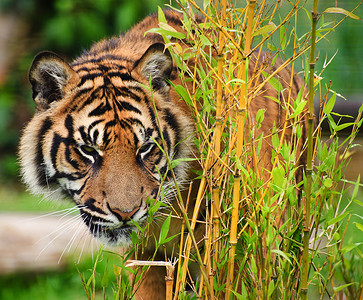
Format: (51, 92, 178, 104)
(351, 175, 360, 200)
(130, 230, 139, 245)
(280, 24, 287, 50)
(256, 109, 266, 127)
(158, 214, 171, 245)
(327, 212, 348, 226)
(101, 266, 109, 288)
(253, 23, 277, 37)
(272, 167, 285, 190)
(324, 92, 336, 115)
(341, 242, 363, 253)
(324, 7, 361, 20)
(271, 249, 292, 264)
(171, 157, 197, 169)
(231, 291, 248, 300)
(268, 280, 275, 298)
(354, 222, 363, 232)
(262, 71, 283, 92)
(174, 85, 192, 105)
(292, 100, 307, 118)
(323, 177, 333, 188)
(327, 114, 337, 131)
(146, 27, 186, 40)
(157, 6, 167, 23)
(333, 282, 356, 292)
(200, 34, 212, 46)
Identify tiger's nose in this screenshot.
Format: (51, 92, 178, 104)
(111, 206, 140, 221)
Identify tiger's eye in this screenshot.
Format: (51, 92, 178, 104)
(80, 145, 97, 155)
(139, 143, 151, 152)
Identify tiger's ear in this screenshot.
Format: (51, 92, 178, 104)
(29, 51, 79, 110)
(133, 43, 173, 92)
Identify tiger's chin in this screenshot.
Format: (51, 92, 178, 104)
(93, 224, 137, 247)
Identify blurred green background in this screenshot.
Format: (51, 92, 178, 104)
(0, 0, 362, 298)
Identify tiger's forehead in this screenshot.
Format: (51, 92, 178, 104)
(66, 77, 156, 150)
(73, 60, 134, 91)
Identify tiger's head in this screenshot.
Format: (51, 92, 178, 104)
(19, 43, 194, 246)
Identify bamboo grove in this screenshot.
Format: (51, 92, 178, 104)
(79, 1, 363, 299)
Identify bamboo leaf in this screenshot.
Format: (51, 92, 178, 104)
(231, 291, 248, 300)
(327, 212, 348, 226)
(354, 222, 363, 232)
(323, 177, 333, 188)
(158, 214, 171, 245)
(351, 175, 360, 200)
(256, 109, 266, 127)
(157, 6, 167, 23)
(147, 26, 186, 39)
(101, 266, 109, 288)
(280, 24, 287, 50)
(253, 23, 277, 37)
(324, 92, 336, 115)
(174, 85, 192, 105)
(335, 122, 354, 131)
(324, 7, 361, 20)
(333, 282, 356, 292)
(130, 230, 139, 245)
(341, 242, 363, 253)
(171, 157, 197, 169)
(271, 249, 292, 264)
(262, 71, 283, 92)
(292, 101, 307, 118)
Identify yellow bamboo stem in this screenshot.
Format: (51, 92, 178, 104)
(225, 1, 255, 299)
(211, 0, 227, 278)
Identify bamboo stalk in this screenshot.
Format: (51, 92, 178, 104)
(225, 1, 255, 299)
(211, 0, 227, 280)
(301, 0, 318, 299)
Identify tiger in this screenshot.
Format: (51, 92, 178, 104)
(19, 9, 307, 299)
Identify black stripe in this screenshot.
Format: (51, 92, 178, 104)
(64, 115, 74, 137)
(147, 106, 158, 130)
(162, 128, 171, 154)
(163, 108, 179, 131)
(79, 126, 89, 144)
(89, 101, 112, 117)
(35, 117, 53, 186)
(84, 198, 107, 215)
(109, 72, 134, 81)
(71, 55, 134, 67)
(115, 101, 141, 114)
(50, 133, 62, 172)
(79, 73, 102, 86)
(65, 146, 80, 170)
(115, 87, 142, 102)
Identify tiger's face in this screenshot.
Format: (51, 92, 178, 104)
(19, 43, 194, 246)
